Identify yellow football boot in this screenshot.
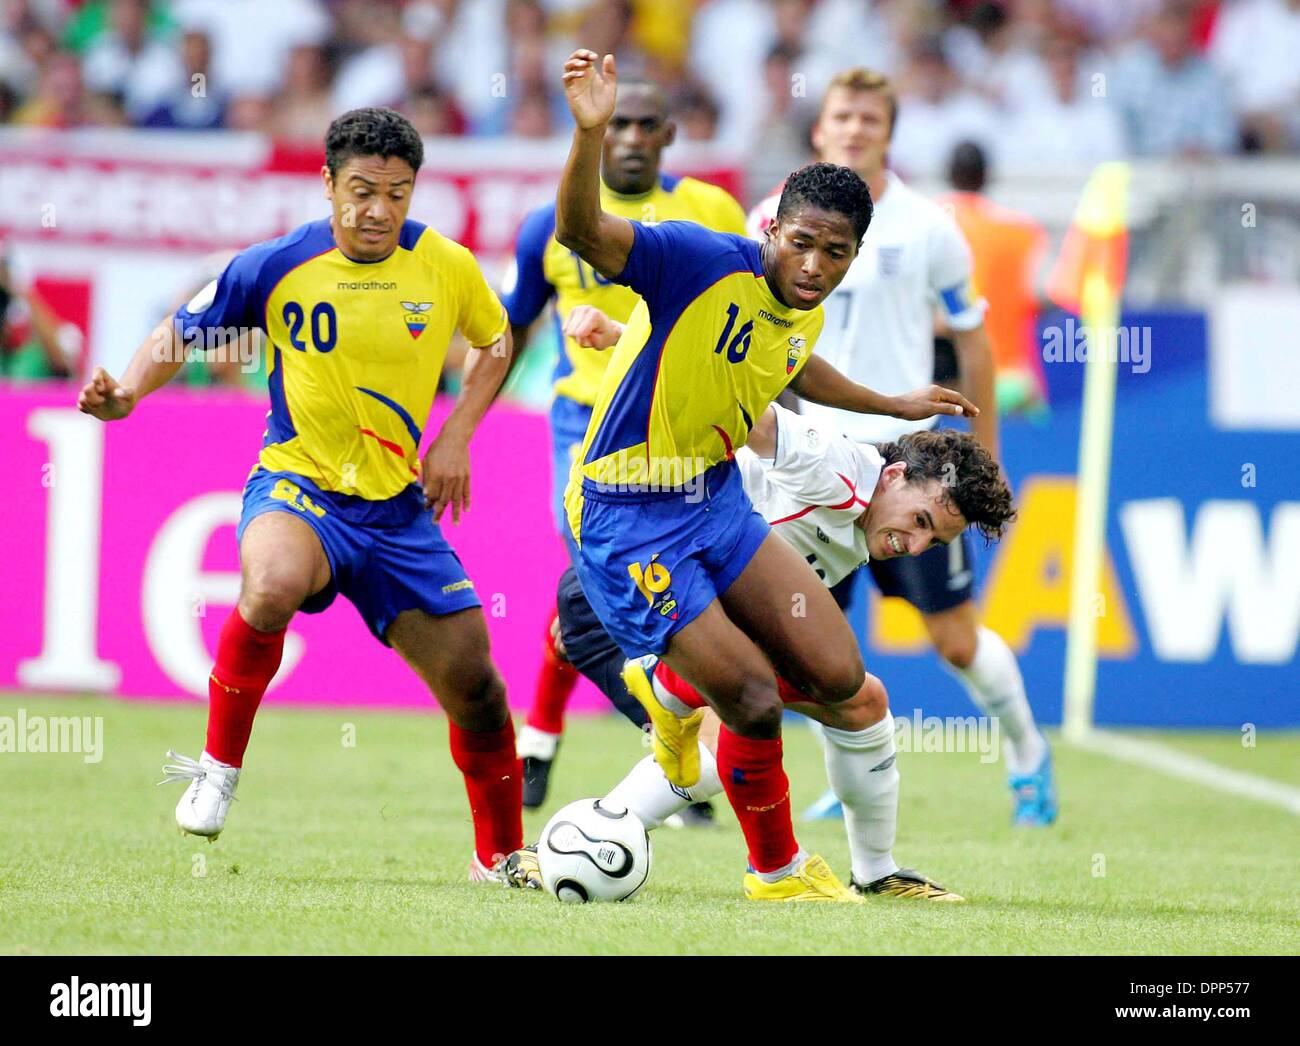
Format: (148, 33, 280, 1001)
(622, 657, 705, 788)
(743, 854, 865, 903)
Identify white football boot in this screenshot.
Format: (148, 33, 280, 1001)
(161, 751, 240, 839)
(467, 853, 509, 885)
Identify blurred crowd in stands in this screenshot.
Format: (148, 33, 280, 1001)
(2, 0, 1298, 170)
(3, 0, 1298, 388)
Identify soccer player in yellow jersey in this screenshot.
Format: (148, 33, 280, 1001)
(503, 78, 748, 808)
(556, 51, 976, 902)
(76, 108, 523, 883)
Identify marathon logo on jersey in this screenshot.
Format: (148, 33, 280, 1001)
(49, 978, 151, 1026)
(758, 308, 793, 329)
(877, 245, 903, 276)
(787, 335, 806, 374)
(337, 280, 397, 291)
(400, 300, 434, 339)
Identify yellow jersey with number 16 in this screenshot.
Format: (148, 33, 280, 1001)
(565, 220, 824, 542)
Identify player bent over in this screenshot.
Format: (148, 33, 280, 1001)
(500, 312, 1015, 900)
(76, 108, 523, 882)
(554, 51, 975, 902)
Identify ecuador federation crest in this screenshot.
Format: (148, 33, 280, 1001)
(787, 335, 806, 374)
(400, 300, 433, 339)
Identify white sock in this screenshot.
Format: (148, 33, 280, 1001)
(517, 724, 560, 761)
(821, 714, 900, 885)
(200, 750, 234, 769)
(947, 627, 1046, 775)
(755, 848, 809, 883)
(604, 745, 722, 830)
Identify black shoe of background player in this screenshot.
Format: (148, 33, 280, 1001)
(664, 801, 717, 829)
(522, 755, 554, 809)
(518, 726, 560, 809)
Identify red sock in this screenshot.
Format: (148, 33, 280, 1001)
(449, 719, 523, 867)
(205, 609, 286, 767)
(716, 726, 798, 873)
(652, 660, 707, 709)
(654, 663, 806, 709)
(525, 608, 579, 735)
(776, 676, 807, 705)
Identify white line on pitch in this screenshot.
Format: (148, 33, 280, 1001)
(1069, 728, 1300, 816)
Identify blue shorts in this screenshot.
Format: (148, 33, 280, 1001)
(236, 468, 482, 645)
(550, 395, 593, 534)
(567, 460, 770, 659)
(555, 565, 649, 730)
(556, 564, 622, 676)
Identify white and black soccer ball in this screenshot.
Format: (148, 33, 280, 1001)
(536, 799, 651, 903)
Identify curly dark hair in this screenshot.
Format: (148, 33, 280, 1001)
(876, 429, 1016, 542)
(325, 107, 424, 177)
(776, 162, 874, 242)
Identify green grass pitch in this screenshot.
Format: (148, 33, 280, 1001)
(1, 693, 1296, 955)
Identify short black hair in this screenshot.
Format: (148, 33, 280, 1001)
(615, 79, 668, 119)
(325, 107, 424, 178)
(775, 162, 874, 242)
(949, 140, 987, 193)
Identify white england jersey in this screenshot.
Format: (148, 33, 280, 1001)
(737, 404, 882, 589)
(748, 171, 986, 443)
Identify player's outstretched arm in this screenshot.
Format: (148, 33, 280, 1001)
(555, 50, 634, 279)
(792, 354, 978, 421)
(76, 317, 186, 421)
(422, 325, 513, 525)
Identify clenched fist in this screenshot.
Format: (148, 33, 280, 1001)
(563, 305, 623, 349)
(77, 366, 137, 421)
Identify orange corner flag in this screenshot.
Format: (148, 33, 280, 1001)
(1046, 163, 1130, 320)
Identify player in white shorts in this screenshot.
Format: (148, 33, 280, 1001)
(748, 67, 1057, 826)
(497, 305, 1017, 899)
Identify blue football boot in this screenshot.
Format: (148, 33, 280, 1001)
(1008, 742, 1058, 826)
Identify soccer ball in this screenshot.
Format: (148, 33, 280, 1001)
(536, 798, 651, 903)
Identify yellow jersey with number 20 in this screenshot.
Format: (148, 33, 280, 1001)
(175, 218, 506, 504)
